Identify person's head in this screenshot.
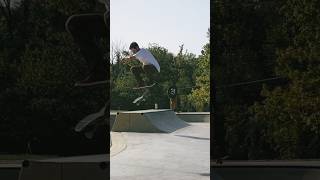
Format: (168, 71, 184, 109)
(129, 42, 140, 54)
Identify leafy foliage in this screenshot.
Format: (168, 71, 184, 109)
(0, 0, 210, 154)
(214, 0, 320, 159)
(189, 42, 210, 111)
(0, 0, 107, 155)
(110, 43, 210, 111)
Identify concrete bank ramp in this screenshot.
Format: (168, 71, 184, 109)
(112, 109, 189, 133)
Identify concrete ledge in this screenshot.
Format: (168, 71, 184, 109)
(19, 154, 108, 180)
(212, 160, 320, 180)
(0, 166, 20, 180)
(176, 112, 210, 122)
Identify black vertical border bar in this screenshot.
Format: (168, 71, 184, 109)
(210, 0, 215, 160)
(106, 0, 111, 178)
(211, 0, 225, 163)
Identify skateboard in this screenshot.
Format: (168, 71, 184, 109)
(132, 83, 156, 105)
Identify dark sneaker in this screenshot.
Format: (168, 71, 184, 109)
(75, 73, 108, 87)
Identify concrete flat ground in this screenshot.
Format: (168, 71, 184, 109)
(110, 123, 210, 180)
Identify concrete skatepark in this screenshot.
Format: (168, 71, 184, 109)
(1, 109, 210, 180)
(4, 109, 320, 179)
(110, 109, 210, 180)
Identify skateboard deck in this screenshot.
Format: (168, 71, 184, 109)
(132, 89, 149, 104)
(132, 83, 156, 105)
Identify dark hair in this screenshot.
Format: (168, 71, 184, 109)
(129, 42, 139, 49)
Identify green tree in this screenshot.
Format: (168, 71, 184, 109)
(189, 33, 210, 111)
(0, 0, 108, 154)
(250, 0, 320, 159)
(212, 0, 285, 159)
(110, 43, 202, 111)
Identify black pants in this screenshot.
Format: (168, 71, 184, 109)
(65, 13, 109, 76)
(131, 64, 159, 87)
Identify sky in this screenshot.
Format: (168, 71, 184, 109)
(110, 0, 210, 56)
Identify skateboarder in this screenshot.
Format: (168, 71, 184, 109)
(122, 42, 160, 88)
(65, 0, 109, 86)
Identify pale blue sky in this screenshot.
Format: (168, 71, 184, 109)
(110, 0, 210, 56)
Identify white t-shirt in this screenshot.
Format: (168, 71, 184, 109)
(133, 48, 160, 72)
